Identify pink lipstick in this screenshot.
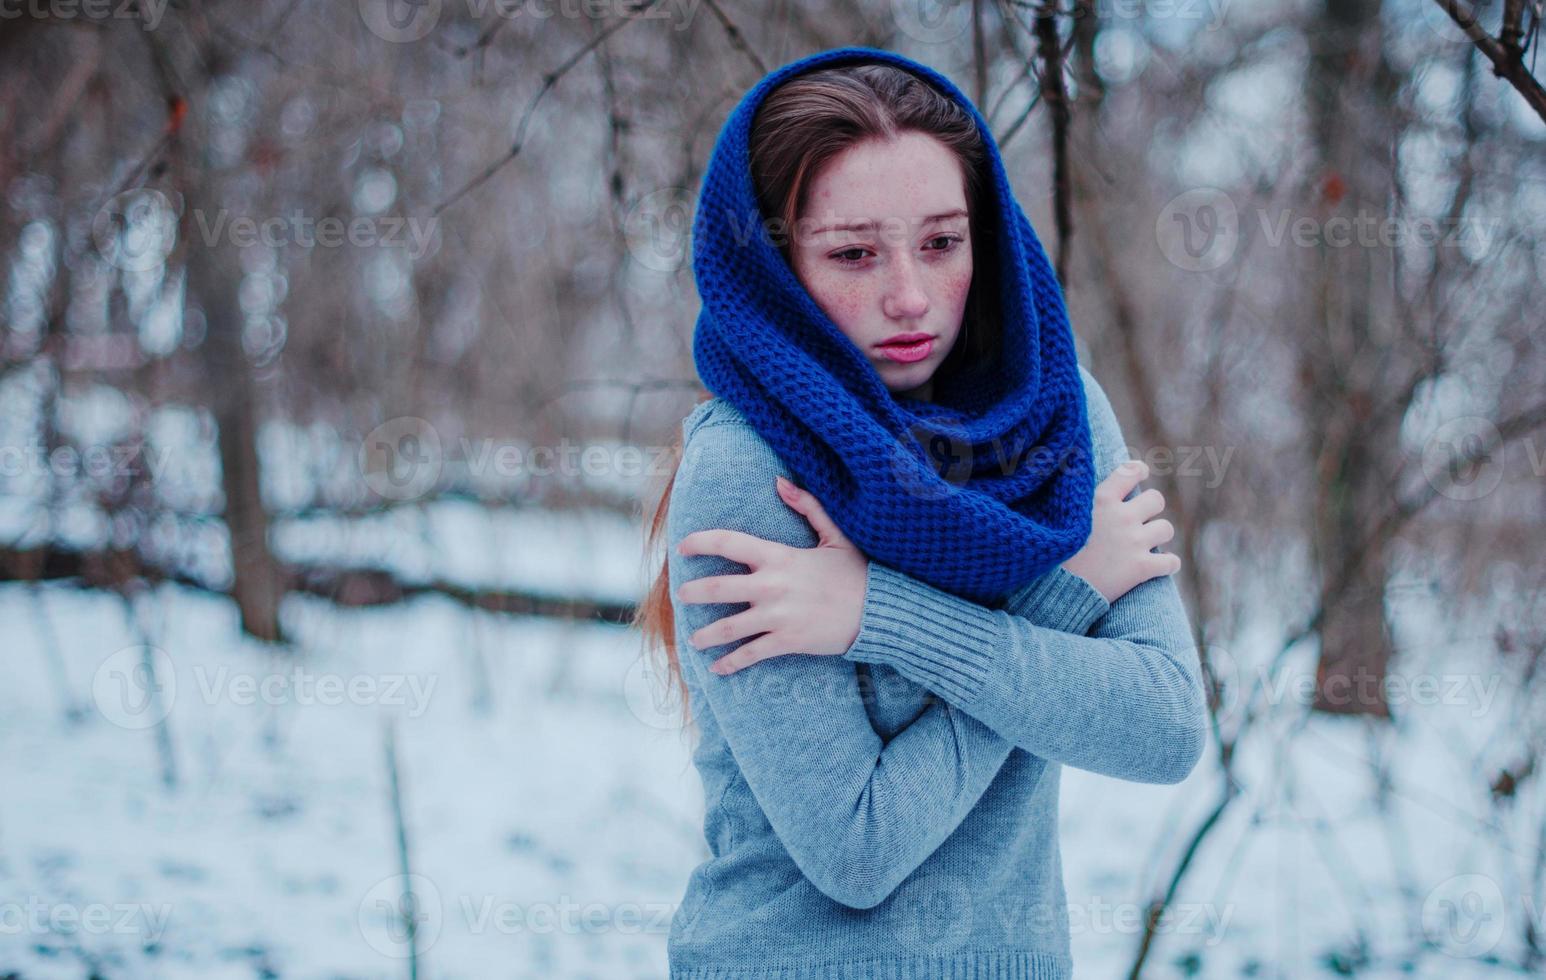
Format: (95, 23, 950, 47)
(876, 332, 934, 363)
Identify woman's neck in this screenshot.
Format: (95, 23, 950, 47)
(895, 379, 933, 403)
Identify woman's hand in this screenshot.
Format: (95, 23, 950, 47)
(675, 475, 868, 676)
(1060, 459, 1181, 604)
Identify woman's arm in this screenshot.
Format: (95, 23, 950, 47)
(669, 419, 1104, 910)
(839, 368, 1209, 784)
(842, 557, 1206, 784)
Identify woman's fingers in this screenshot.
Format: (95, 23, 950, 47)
(775, 476, 849, 546)
(1146, 549, 1183, 576)
(1099, 459, 1148, 503)
(1128, 486, 1167, 521)
(676, 572, 762, 606)
(709, 636, 785, 675)
(687, 607, 768, 651)
(1140, 517, 1175, 548)
(678, 527, 784, 568)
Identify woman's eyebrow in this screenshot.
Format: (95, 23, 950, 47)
(809, 209, 969, 235)
(921, 208, 969, 224)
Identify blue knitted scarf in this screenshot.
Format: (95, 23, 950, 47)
(690, 46, 1096, 605)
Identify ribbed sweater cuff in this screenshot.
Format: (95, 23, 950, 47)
(842, 561, 1000, 706)
(842, 561, 1110, 707)
(1000, 565, 1111, 635)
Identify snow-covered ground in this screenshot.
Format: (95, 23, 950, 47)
(2, 516, 1539, 978)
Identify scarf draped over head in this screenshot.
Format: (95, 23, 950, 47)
(690, 45, 1096, 606)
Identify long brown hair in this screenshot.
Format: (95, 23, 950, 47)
(631, 62, 997, 737)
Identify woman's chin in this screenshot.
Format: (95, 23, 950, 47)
(878, 359, 934, 386)
(880, 367, 936, 401)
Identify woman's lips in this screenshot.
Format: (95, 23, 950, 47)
(877, 336, 934, 363)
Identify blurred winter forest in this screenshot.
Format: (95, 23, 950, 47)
(1, 0, 1544, 977)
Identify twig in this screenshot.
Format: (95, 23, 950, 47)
(384, 718, 422, 980)
(433, 0, 667, 216)
(1433, 0, 1546, 121)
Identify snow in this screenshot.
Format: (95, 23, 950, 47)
(2, 524, 1538, 977)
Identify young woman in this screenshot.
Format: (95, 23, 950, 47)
(634, 46, 1208, 980)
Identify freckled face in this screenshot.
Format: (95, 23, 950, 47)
(789, 131, 973, 402)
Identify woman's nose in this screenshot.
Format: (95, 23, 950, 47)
(882, 257, 930, 320)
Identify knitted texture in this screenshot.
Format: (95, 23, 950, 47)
(690, 45, 1095, 605)
(664, 365, 1211, 979)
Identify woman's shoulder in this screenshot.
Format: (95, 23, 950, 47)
(682, 395, 750, 436)
(673, 396, 786, 509)
(1074, 363, 1129, 480)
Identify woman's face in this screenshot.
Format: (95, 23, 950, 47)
(789, 131, 973, 402)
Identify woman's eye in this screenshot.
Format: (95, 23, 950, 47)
(831, 247, 869, 265)
(926, 235, 961, 252)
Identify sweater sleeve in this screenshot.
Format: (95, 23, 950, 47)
(667, 420, 1107, 911)
(840, 368, 1210, 785)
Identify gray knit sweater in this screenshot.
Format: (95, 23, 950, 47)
(664, 364, 1209, 979)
